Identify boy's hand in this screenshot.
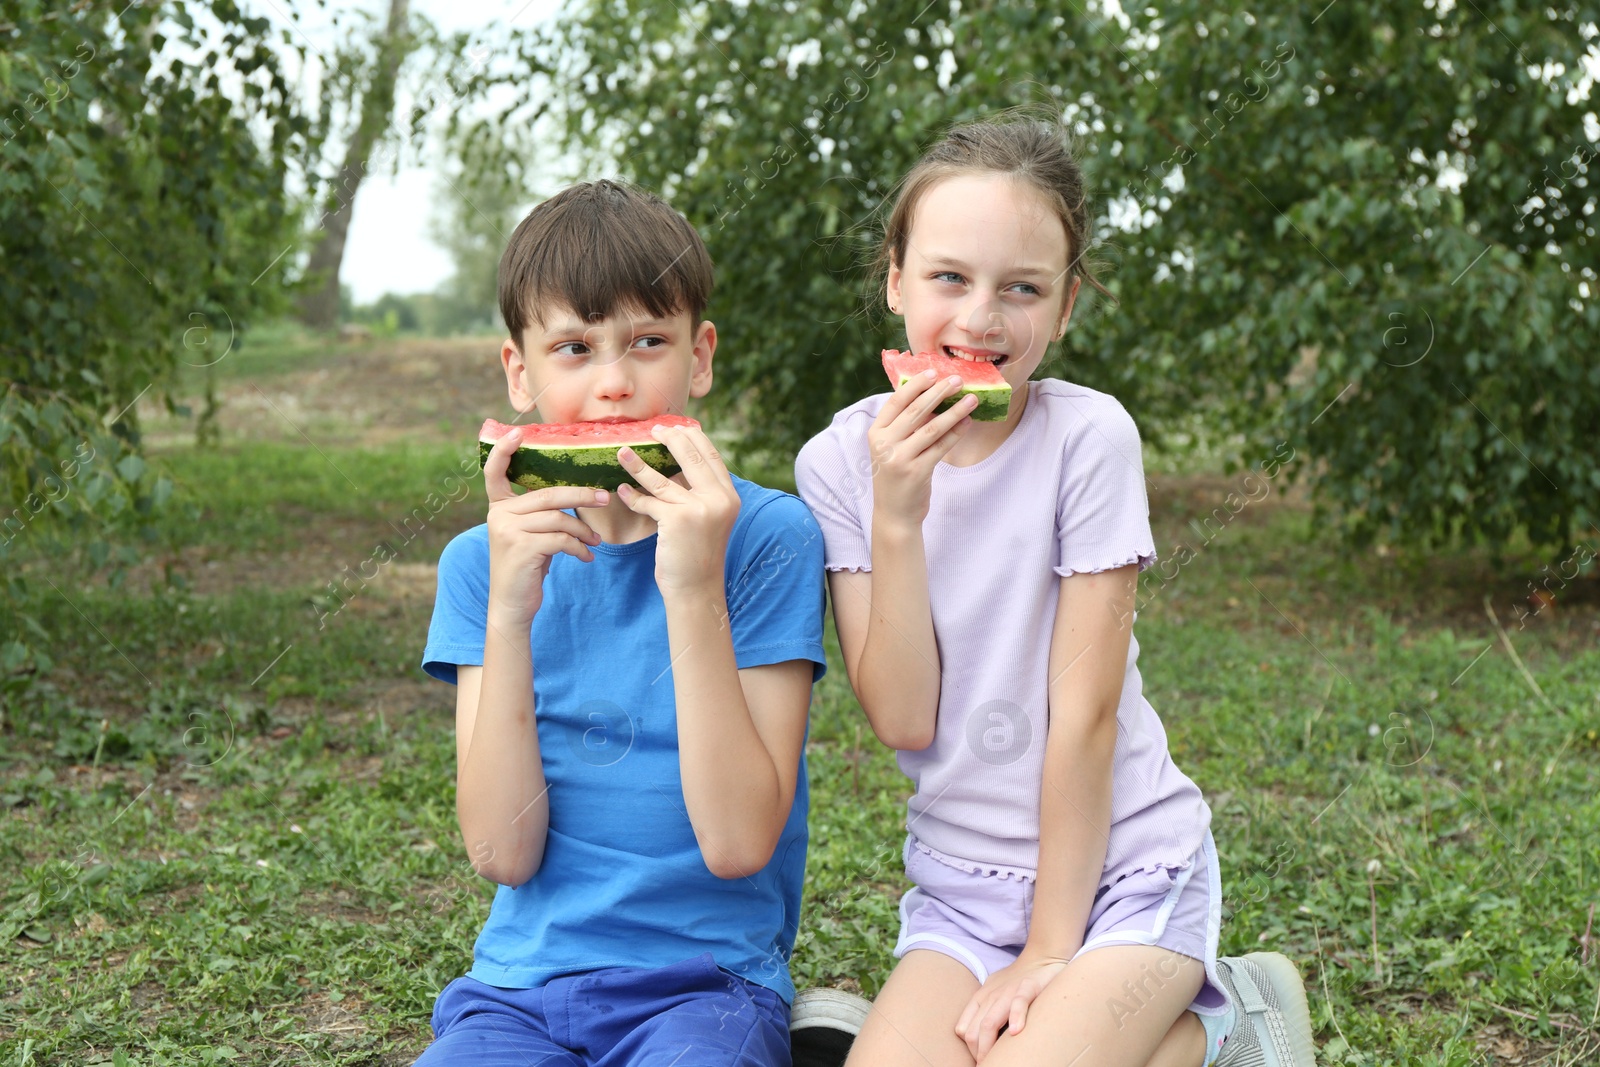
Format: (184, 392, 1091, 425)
(615, 423, 740, 596)
(483, 426, 607, 627)
(868, 371, 977, 529)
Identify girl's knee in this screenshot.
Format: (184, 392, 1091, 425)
(845, 952, 979, 1067)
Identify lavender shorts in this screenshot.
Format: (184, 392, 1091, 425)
(893, 830, 1227, 1018)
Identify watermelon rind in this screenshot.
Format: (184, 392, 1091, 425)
(477, 417, 694, 491)
(881, 349, 1013, 421)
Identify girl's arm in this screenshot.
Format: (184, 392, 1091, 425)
(1026, 564, 1138, 955)
(829, 374, 977, 750)
(828, 525, 941, 749)
(954, 564, 1138, 1059)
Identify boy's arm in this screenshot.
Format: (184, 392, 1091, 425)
(452, 612, 550, 887)
(616, 424, 815, 880)
(663, 589, 813, 879)
(454, 434, 607, 888)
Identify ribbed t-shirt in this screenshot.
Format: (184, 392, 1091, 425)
(794, 379, 1210, 883)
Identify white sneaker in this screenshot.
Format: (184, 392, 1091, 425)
(1213, 953, 1317, 1066)
(790, 986, 871, 1067)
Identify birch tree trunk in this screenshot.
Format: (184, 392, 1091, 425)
(299, 0, 412, 330)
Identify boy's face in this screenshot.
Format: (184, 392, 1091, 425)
(501, 304, 716, 424)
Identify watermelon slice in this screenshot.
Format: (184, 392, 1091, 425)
(881, 349, 1013, 421)
(478, 415, 700, 491)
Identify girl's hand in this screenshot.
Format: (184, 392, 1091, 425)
(615, 422, 740, 596)
(954, 951, 1070, 1062)
(867, 371, 978, 528)
(483, 426, 606, 627)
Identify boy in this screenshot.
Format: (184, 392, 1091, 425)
(417, 179, 828, 1066)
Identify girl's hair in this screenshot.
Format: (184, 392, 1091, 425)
(874, 114, 1112, 309)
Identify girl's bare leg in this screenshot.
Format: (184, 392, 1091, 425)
(844, 950, 980, 1067)
(980, 945, 1206, 1067)
(1145, 1009, 1207, 1067)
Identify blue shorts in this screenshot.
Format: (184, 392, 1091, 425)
(413, 952, 791, 1067)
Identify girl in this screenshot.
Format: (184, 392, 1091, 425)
(794, 118, 1317, 1067)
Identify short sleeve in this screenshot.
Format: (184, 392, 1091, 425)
(420, 526, 491, 684)
(1053, 397, 1158, 577)
(725, 494, 829, 681)
(794, 423, 873, 573)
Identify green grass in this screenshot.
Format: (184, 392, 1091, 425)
(133, 441, 483, 556)
(171, 321, 352, 391)
(3, 423, 1598, 1065)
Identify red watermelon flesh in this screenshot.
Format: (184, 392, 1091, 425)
(880, 349, 1013, 421)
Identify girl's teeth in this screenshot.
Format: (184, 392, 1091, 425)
(946, 347, 998, 362)
(945, 346, 1004, 365)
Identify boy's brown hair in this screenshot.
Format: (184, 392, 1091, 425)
(498, 179, 714, 348)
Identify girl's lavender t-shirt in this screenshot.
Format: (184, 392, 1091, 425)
(795, 379, 1210, 882)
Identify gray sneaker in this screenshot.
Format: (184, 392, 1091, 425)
(1213, 953, 1317, 1066)
(790, 986, 871, 1067)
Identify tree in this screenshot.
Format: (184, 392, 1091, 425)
(427, 160, 530, 335)
(462, 0, 1598, 549)
(1, 0, 312, 688)
(1102, 3, 1599, 550)
(297, 0, 418, 330)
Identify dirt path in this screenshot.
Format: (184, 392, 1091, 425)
(143, 335, 510, 452)
(109, 336, 507, 599)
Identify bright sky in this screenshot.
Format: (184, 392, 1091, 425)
(263, 0, 562, 302)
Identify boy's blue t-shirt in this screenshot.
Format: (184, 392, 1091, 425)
(421, 475, 827, 1003)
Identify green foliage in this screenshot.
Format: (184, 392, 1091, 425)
(343, 289, 502, 337)
(1100, 3, 1599, 552)
(462, 0, 1598, 549)
(349, 292, 422, 336)
(0, 0, 312, 698)
(426, 163, 529, 336)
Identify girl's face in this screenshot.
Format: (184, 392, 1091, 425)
(886, 172, 1080, 390)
